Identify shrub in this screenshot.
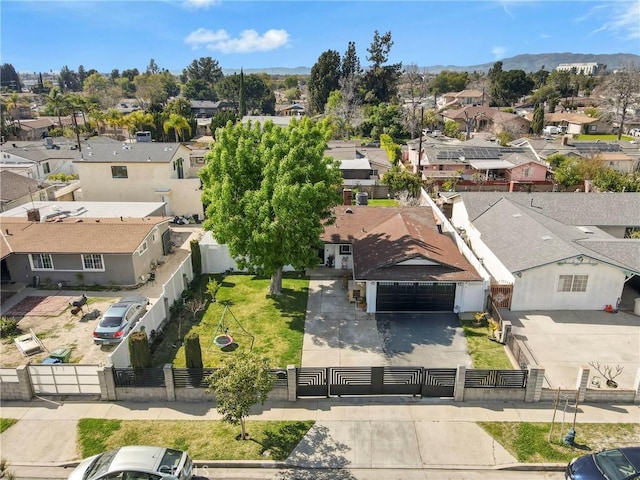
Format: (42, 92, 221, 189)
(0, 316, 21, 339)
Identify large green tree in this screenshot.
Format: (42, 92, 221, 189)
(531, 102, 545, 135)
(361, 30, 402, 104)
(214, 73, 275, 115)
(489, 64, 534, 106)
(0, 63, 22, 91)
(181, 56, 224, 100)
(308, 49, 341, 114)
(200, 118, 342, 295)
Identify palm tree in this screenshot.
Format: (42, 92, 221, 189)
(46, 87, 68, 128)
(163, 113, 191, 142)
(126, 110, 154, 134)
(6, 93, 23, 139)
(105, 109, 123, 137)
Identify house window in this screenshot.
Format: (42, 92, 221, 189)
(111, 166, 128, 178)
(339, 245, 352, 255)
(138, 241, 148, 255)
(83, 254, 104, 270)
(43, 162, 51, 174)
(524, 167, 531, 177)
(369, 169, 378, 177)
(31, 254, 53, 270)
(558, 274, 588, 292)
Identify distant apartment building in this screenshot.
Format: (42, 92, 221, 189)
(555, 62, 606, 76)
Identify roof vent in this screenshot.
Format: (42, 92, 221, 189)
(541, 235, 552, 241)
(345, 208, 353, 214)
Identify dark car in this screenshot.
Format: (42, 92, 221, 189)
(566, 447, 640, 480)
(93, 296, 148, 345)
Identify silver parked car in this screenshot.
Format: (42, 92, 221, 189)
(93, 296, 148, 345)
(67, 445, 193, 480)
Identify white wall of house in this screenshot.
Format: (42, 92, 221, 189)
(76, 155, 203, 217)
(324, 244, 353, 270)
(511, 260, 626, 310)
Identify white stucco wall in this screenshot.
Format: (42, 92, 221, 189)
(511, 261, 626, 311)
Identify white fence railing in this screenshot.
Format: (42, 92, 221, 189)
(108, 254, 193, 368)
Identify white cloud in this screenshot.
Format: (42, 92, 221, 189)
(492, 46, 507, 59)
(540, 33, 551, 39)
(185, 28, 290, 53)
(592, 1, 640, 40)
(182, 0, 220, 9)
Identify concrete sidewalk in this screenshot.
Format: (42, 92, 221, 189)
(1, 398, 638, 469)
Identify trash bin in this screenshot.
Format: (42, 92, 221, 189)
(48, 347, 72, 363)
(634, 298, 640, 316)
(42, 357, 62, 365)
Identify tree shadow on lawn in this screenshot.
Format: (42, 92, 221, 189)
(269, 287, 309, 334)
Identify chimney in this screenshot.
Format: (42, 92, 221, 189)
(26, 208, 41, 222)
(342, 189, 352, 206)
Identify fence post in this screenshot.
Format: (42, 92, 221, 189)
(287, 364, 297, 402)
(164, 364, 176, 402)
(99, 365, 117, 401)
(576, 366, 590, 403)
(16, 365, 33, 401)
(499, 320, 512, 345)
(633, 367, 640, 404)
(524, 365, 545, 403)
(454, 365, 466, 402)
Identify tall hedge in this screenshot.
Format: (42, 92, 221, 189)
(184, 331, 203, 369)
(190, 240, 202, 277)
(128, 331, 151, 368)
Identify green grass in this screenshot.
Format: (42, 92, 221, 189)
(460, 320, 513, 369)
(0, 418, 17, 433)
(479, 422, 640, 463)
(77, 419, 314, 461)
(153, 273, 309, 368)
(572, 134, 634, 141)
(367, 199, 399, 206)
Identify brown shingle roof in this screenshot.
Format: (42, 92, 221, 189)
(0, 217, 169, 255)
(323, 206, 481, 282)
(0, 171, 50, 202)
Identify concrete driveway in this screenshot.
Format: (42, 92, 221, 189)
(500, 309, 640, 389)
(302, 279, 472, 368)
(377, 313, 472, 368)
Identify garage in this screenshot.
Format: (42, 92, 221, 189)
(376, 282, 456, 312)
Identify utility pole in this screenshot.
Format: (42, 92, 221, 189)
(417, 105, 424, 180)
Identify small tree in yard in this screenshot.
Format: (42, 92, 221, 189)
(207, 353, 274, 440)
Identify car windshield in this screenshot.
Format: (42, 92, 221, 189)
(594, 449, 639, 480)
(83, 449, 118, 479)
(158, 448, 183, 475)
(99, 316, 124, 328)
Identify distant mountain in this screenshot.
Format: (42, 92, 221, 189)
(224, 53, 639, 76)
(425, 52, 640, 74)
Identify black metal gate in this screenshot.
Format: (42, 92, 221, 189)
(296, 367, 456, 398)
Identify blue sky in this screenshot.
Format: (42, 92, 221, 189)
(1, 0, 639, 74)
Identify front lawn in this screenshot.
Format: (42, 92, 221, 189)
(460, 320, 513, 369)
(572, 134, 634, 142)
(153, 273, 308, 368)
(479, 422, 640, 463)
(368, 199, 399, 206)
(78, 418, 314, 461)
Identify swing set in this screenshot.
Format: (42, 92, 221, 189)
(210, 302, 254, 352)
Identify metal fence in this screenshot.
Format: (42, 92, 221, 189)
(465, 369, 528, 388)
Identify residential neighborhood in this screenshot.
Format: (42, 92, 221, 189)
(1, 1, 640, 478)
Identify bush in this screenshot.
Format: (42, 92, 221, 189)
(0, 316, 21, 339)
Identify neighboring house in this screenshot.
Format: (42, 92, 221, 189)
(73, 142, 204, 218)
(525, 112, 609, 135)
(440, 192, 640, 311)
(320, 206, 485, 313)
(241, 115, 295, 128)
(325, 140, 392, 186)
(0, 138, 80, 180)
(0, 200, 167, 220)
(115, 99, 141, 114)
(441, 90, 489, 108)
(442, 106, 531, 137)
(514, 138, 640, 174)
(277, 103, 305, 117)
(0, 215, 172, 287)
(407, 138, 549, 186)
(190, 100, 235, 118)
(0, 171, 55, 212)
(17, 116, 84, 141)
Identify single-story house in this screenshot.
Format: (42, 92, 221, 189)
(321, 206, 485, 313)
(277, 103, 305, 117)
(441, 106, 531, 137)
(441, 90, 490, 108)
(0, 171, 56, 213)
(0, 137, 80, 180)
(440, 192, 640, 311)
(325, 140, 392, 186)
(190, 100, 236, 118)
(0, 215, 172, 287)
(524, 112, 609, 135)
